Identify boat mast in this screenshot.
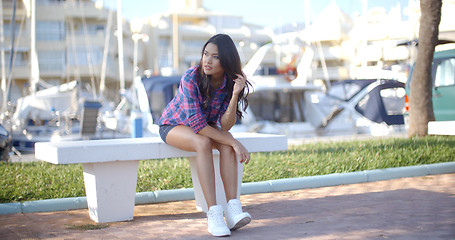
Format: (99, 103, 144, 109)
(116, 0, 125, 97)
(99, 8, 113, 100)
(304, 0, 330, 88)
(0, 1, 6, 105)
(30, 0, 38, 94)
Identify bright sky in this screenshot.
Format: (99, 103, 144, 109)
(102, 0, 411, 28)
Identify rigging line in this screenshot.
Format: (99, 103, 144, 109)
(0, 1, 6, 95)
(5, 0, 17, 111)
(76, 0, 97, 99)
(66, 15, 81, 85)
(4, 0, 27, 111)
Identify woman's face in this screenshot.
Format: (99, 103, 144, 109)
(202, 43, 224, 80)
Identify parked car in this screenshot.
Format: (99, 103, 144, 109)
(405, 45, 455, 121)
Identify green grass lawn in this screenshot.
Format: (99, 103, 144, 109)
(1, 136, 454, 203)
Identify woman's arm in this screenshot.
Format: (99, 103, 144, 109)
(198, 125, 250, 164)
(220, 73, 247, 131)
(220, 94, 238, 131)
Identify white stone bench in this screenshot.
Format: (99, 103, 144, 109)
(428, 121, 455, 135)
(34, 132, 287, 223)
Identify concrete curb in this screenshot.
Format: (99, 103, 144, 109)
(1, 162, 454, 215)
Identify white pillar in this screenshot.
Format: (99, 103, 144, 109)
(82, 161, 139, 223)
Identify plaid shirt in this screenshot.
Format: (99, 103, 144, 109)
(158, 66, 230, 133)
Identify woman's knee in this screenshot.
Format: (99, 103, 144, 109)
(216, 143, 235, 156)
(194, 135, 212, 153)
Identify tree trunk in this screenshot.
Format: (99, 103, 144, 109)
(408, 0, 442, 137)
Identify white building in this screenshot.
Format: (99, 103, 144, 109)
(2, 0, 455, 109)
(0, 0, 143, 104)
(0, 0, 273, 107)
(141, 0, 273, 76)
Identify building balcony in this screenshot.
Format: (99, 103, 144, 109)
(10, 66, 30, 79)
(1, 4, 27, 19)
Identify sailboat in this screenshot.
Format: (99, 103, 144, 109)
(234, 0, 407, 138)
(2, 1, 94, 152)
(4, 0, 159, 154)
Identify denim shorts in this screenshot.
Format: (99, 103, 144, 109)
(159, 125, 177, 143)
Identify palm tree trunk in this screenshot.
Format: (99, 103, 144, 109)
(408, 0, 442, 137)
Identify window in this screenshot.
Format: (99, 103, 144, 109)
(355, 84, 405, 125)
(5, 51, 27, 67)
(356, 93, 369, 114)
(37, 0, 65, 5)
(37, 21, 65, 41)
(67, 46, 103, 66)
(38, 51, 65, 72)
(182, 40, 205, 48)
(158, 39, 172, 68)
(435, 58, 455, 87)
(70, 23, 106, 36)
(3, 21, 21, 38)
(327, 83, 362, 101)
(380, 87, 406, 115)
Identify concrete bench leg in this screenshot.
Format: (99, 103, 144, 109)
(428, 121, 455, 135)
(82, 161, 139, 223)
(189, 155, 244, 212)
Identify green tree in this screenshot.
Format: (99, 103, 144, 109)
(409, 0, 442, 137)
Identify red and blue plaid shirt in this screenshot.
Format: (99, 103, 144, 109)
(158, 66, 230, 133)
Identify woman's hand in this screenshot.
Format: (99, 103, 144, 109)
(233, 73, 247, 96)
(232, 139, 250, 164)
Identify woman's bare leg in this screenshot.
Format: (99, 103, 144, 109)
(213, 142, 238, 201)
(214, 141, 251, 231)
(165, 126, 217, 207)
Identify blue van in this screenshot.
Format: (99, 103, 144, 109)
(405, 45, 455, 120)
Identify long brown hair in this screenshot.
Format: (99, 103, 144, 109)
(197, 34, 252, 120)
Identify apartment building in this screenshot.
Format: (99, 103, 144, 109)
(1, 0, 135, 103)
(2, 0, 454, 106)
(1, 0, 274, 105)
(142, 0, 273, 75)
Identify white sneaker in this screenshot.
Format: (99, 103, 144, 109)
(225, 199, 251, 230)
(207, 205, 231, 237)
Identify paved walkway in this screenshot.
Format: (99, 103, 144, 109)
(1, 173, 454, 240)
